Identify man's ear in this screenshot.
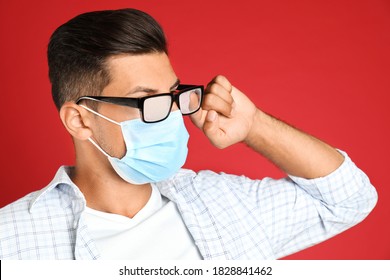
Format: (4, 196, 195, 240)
(59, 102, 93, 140)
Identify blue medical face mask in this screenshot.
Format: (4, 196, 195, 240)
(80, 106, 189, 184)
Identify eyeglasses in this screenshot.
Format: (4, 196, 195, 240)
(76, 84, 204, 123)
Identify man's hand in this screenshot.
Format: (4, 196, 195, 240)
(191, 74, 344, 179)
(190, 75, 257, 149)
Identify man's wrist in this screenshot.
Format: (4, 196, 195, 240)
(243, 109, 267, 148)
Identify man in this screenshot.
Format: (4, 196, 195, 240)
(0, 8, 377, 260)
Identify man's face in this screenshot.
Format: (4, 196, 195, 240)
(90, 52, 179, 159)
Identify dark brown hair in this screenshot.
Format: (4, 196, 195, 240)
(47, 8, 167, 110)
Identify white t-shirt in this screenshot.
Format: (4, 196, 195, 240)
(83, 184, 203, 260)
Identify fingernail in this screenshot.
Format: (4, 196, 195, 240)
(207, 111, 217, 122)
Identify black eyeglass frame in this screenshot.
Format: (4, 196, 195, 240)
(75, 84, 204, 123)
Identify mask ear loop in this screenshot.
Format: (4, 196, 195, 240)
(86, 137, 110, 158)
(78, 104, 121, 158)
(78, 104, 121, 126)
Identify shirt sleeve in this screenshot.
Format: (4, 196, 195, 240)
(218, 150, 378, 259)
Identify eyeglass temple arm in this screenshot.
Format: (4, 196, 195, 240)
(76, 96, 139, 108)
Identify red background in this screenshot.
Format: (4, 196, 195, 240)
(0, 0, 389, 259)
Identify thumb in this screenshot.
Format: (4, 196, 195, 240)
(203, 110, 224, 148)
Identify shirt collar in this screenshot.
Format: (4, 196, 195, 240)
(27, 166, 190, 213)
(29, 166, 86, 213)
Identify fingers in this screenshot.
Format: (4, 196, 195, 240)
(203, 75, 235, 118)
(202, 110, 226, 149)
(209, 75, 233, 94)
(191, 75, 258, 149)
(190, 75, 236, 145)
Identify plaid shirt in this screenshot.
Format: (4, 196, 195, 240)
(0, 151, 377, 259)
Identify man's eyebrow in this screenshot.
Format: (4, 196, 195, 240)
(126, 79, 181, 96)
(170, 79, 180, 91)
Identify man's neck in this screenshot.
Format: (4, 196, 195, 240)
(70, 163, 152, 219)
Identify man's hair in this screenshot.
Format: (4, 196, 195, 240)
(47, 8, 168, 110)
